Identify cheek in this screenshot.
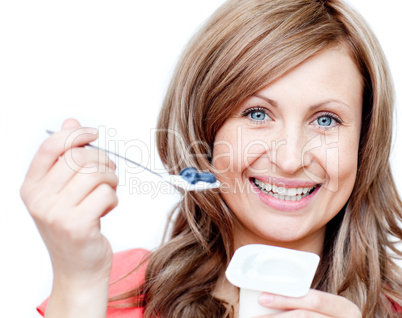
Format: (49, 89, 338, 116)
(320, 134, 359, 193)
(213, 141, 236, 174)
(336, 141, 359, 189)
(243, 141, 271, 172)
(213, 128, 269, 176)
(212, 125, 242, 175)
(302, 130, 359, 194)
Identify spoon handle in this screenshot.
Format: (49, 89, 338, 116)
(46, 130, 163, 178)
(45, 129, 220, 191)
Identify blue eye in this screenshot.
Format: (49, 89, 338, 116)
(312, 113, 342, 129)
(242, 107, 271, 122)
(250, 111, 267, 120)
(317, 115, 333, 127)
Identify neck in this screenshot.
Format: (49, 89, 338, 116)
(232, 223, 326, 256)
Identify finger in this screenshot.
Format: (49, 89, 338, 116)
(25, 127, 98, 183)
(78, 183, 119, 220)
(42, 147, 116, 194)
(61, 118, 81, 130)
(58, 165, 118, 207)
(254, 309, 331, 317)
(258, 290, 361, 317)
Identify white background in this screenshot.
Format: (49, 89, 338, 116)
(0, 1, 401, 317)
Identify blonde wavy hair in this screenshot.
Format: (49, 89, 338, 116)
(113, 0, 402, 316)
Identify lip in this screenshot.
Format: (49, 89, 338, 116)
(250, 178, 321, 212)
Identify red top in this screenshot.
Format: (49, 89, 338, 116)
(393, 301, 402, 314)
(37, 248, 149, 318)
(37, 248, 402, 316)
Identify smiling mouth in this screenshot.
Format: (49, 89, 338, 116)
(252, 178, 318, 202)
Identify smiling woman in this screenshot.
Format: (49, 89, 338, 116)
(20, 0, 402, 317)
(152, 0, 402, 316)
(213, 47, 363, 252)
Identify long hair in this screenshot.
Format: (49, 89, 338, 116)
(116, 0, 402, 316)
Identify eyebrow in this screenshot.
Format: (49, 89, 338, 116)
(255, 94, 278, 107)
(254, 94, 351, 111)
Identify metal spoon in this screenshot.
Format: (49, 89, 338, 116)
(46, 130, 220, 191)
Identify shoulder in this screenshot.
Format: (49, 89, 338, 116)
(108, 248, 150, 298)
(106, 248, 150, 317)
(110, 248, 150, 286)
(37, 248, 151, 318)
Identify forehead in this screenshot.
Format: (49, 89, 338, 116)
(252, 46, 363, 109)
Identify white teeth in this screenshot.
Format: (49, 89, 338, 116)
(254, 178, 317, 201)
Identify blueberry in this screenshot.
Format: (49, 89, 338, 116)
(196, 172, 217, 184)
(179, 167, 198, 184)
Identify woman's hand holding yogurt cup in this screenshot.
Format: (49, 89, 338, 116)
(255, 289, 362, 317)
(20, 118, 118, 317)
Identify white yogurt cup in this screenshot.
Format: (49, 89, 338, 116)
(225, 244, 320, 318)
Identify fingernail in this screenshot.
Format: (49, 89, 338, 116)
(258, 293, 274, 305)
(85, 128, 98, 135)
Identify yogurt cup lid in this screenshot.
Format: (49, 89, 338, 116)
(225, 244, 320, 298)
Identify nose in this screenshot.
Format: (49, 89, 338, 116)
(269, 126, 311, 175)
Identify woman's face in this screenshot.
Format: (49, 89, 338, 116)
(212, 47, 363, 254)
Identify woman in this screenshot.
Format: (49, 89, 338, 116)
(22, 0, 402, 317)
